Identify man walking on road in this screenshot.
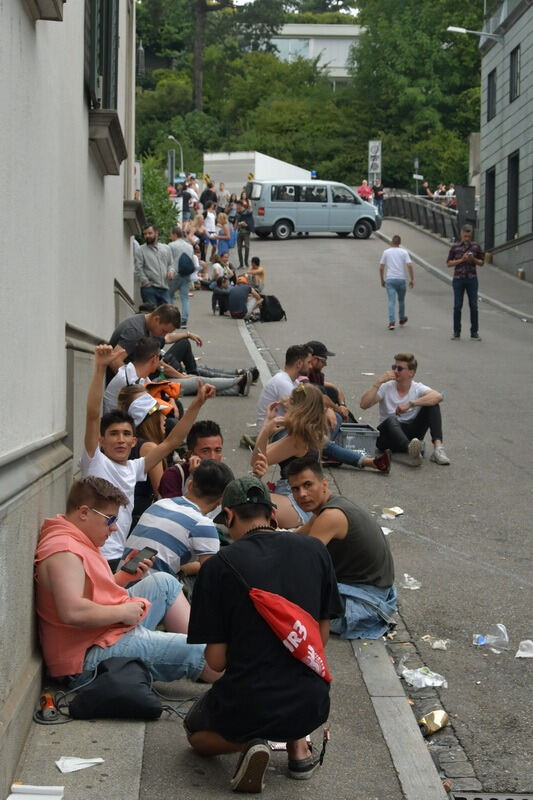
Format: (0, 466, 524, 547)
(447, 224, 484, 340)
(379, 235, 414, 330)
(134, 224, 173, 307)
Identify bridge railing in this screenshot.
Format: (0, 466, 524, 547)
(384, 190, 460, 242)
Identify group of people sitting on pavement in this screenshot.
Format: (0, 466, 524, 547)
(34, 294, 450, 793)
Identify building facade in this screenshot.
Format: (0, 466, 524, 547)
(271, 23, 361, 87)
(0, 1, 142, 791)
(479, 0, 533, 279)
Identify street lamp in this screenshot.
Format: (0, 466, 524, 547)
(167, 135, 184, 174)
(446, 25, 503, 42)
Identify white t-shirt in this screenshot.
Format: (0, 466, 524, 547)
(256, 370, 297, 429)
(205, 211, 217, 236)
(380, 246, 412, 280)
(103, 362, 148, 414)
(377, 380, 433, 423)
(209, 262, 224, 282)
(80, 447, 146, 560)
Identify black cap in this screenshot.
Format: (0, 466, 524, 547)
(306, 340, 335, 358)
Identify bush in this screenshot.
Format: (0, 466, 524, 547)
(141, 157, 178, 243)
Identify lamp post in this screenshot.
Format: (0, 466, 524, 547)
(446, 25, 503, 42)
(167, 135, 184, 175)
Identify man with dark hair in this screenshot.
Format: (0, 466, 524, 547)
(122, 459, 234, 580)
(256, 344, 312, 428)
(306, 341, 351, 421)
(235, 200, 255, 269)
(35, 476, 219, 685)
(360, 352, 450, 466)
(447, 224, 484, 340)
(185, 477, 342, 792)
(379, 234, 414, 330)
(286, 455, 397, 640)
(159, 421, 224, 501)
(81, 345, 215, 569)
(134, 224, 173, 307)
(227, 277, 262, 320)
(200, 181, 218, 208)
(103, 336, 162, 413)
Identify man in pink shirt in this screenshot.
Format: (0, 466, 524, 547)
(34, 475, 219, 684)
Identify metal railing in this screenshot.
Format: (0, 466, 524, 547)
(384, 190, 460, 242)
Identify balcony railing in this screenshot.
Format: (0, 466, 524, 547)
(383, 191, 461, 241)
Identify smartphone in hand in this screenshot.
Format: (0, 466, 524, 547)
(121, 546, 158, 574)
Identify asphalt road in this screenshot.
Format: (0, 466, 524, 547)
(247, 230, 533, 793)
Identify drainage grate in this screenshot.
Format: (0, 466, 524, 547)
(453, 794, 533, 800)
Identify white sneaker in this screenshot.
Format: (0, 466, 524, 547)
(430, 444, 450, 465)
(407, 438, 423, 467)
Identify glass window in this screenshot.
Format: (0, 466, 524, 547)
(507, 151, 519, 241)
(509, 45, 520, 102)
(487, 68, 496, 121)
(271, 185, 299, 202)
(331, 185, 356, 203)
(300, 185, 328, 203)
(250, 183, 262, 200)
(85, 0, 119, 109)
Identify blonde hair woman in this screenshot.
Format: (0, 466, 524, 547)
(215, 211, 232, 257)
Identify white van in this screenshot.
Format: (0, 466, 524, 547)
(247, 179, 381, 240)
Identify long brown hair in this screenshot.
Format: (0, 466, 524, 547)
(117, 386, 165, 445)
(284, 383, 325, 453)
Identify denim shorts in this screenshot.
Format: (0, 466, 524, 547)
(82, 573, 206, 683)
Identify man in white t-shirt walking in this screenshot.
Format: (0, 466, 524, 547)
(379, 235, 414, 330)
(256, 344, 312, 429)
(360, 352, 450, 466)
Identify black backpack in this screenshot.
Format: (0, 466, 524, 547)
(260, 294, 287, 322)
(178, 252, 195, 277)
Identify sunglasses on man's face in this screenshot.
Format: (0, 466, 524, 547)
(90, 508, 118, 527)
(392, 364, 408, 372)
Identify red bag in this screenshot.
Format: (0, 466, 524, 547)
(219, 550, 332, 683)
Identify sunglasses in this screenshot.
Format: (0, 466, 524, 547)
(90, 508, 118, 527)
(391, 364, 407, 372)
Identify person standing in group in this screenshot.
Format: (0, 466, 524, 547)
(217, 182, 230, 216)
(357, 179, 372, 201)
(379, 235, 414, 330)
(235, 200, 255, 269)
(371, 178, 384, 216)
(168, 226, 195, 328)
(447, 224, 484, 341)
(134, 224, 173, 307)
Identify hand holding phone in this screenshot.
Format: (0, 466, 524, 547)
(121, 546, 158, 574)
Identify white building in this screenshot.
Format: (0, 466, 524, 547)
(0, 1, 141, 791)
(271, 23, 361, 87)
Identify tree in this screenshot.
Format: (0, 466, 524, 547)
(141, 157, 178, 241)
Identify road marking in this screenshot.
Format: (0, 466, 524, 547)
(237, 321, 272, 387)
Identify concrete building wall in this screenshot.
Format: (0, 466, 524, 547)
(0, 1, 137, 792)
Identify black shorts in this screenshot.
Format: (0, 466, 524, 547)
(183, 690, 218, 736)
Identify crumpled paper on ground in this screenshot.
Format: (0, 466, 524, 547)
(55, 757, 104, 773)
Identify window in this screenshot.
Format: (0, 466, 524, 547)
(300, 185, 328, 203)
(331, 186, 357, 203)
(250, 183, 262, 201)
(507, 151, 519, 241)
(85, 0, 119, 109)
(484, 167, 496, 250)
(487, 69, 496, 121)
(271, 185, 299, 202)
(509, 45, 520, 102)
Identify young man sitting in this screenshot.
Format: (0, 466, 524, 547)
(228, 276, 262, 320)
(35, 476, 219, 685)
(159, 421, 224, 502)
(185, 477, 342, 793)
(122, 459, 234, 582)
(103, 336, 163, 414)
(81, 344, 215, 570)
(287, 455, 397, 639)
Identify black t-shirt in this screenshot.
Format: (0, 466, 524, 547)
(200, 189, 218, 207)
(321, 495, 394, 588)
(181, 190, 191, 212)
(188, 530, 342, 742)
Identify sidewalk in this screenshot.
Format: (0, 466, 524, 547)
(379, 218, 533, 322)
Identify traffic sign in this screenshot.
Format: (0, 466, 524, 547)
(413, 174, 424, 180)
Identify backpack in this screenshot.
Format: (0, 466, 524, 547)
(68, 658, 163, 720)
(260, 294, 287, 322)
(178, 252, 195, 277)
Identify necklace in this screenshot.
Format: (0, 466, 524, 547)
(243, 525, 272, 537)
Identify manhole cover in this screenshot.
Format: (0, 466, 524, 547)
(453, 794, 533, 800)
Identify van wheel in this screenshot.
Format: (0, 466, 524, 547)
(273, 220, 293, 240)
(353, 219, 372, 239)
(336, 232, 350, 238)
(255, 232, 270, 240)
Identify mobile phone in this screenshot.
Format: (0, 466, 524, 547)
(121, 546, 158, 574)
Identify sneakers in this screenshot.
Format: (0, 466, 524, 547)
(238, 370, 252, 397)
(407, 438, 423, 467)
(388, 322, 395, 330)
(470, 333, 482, 341)
(430, 444, 450, 465)
(231, 739, 270, 793)
(399, 317, 408, 326)
(288, 749, 322, 781)
(451, 333, 460, 340)
(373, 450, 391, 474)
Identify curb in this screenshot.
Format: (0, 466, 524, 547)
(376, 229, 533, 324)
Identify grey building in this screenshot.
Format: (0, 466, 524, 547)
(479, 0, 533, 279)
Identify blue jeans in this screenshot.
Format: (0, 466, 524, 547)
(453, 277, 478, 335)
(323, 412, 367, 467)
(169, 275, 190, 323)
(82, 573, 205, 683)
(386, 279, 406, 323)
(141, 286, 171, 307)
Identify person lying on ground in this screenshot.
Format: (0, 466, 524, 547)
(121, 459, 234, 584)
(359, 352, 450, 466)
(81, 344, 215, 570)
(286, 455, 397, 639)
(184, 476, 342, 792)
(35, 476, 220, 686)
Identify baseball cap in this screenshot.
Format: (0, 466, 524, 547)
(128, 394, 162, 426)
(222, 477, 275, 509)
(306, 340, 335, 359)
(236, 276, 249, 284)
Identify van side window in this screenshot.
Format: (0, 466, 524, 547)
(271, 185, 299, 202)
(250, 183, 262, 200)
(301, 185, 328, 203)
(332, 186, 358, 204)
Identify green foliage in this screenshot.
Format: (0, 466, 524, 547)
(141, 157, 178, 241)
